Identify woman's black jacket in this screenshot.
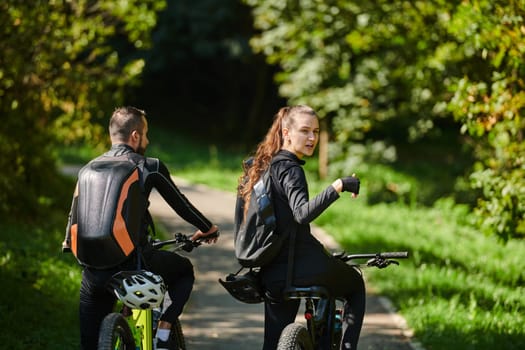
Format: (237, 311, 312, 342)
(262, 150, 340, 285)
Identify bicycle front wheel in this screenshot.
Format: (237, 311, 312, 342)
(169, 318, 186, 350)
(277, 323, 313, 350)
(98, 313, 136, 350)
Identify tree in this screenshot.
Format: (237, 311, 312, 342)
(244, 0, 466, 183)
(446, 0, 525, 240)
(0, 0, 165, 219)
(243, 0, 524, 240)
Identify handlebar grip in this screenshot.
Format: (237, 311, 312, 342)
(380, 251, 409, 259)
(62, 241, 72, 253)
(195, 230, 220, 243)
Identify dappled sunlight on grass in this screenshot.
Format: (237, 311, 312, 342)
(0, 222, 81, 349)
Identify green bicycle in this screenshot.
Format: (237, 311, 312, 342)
(97, 232, 219, 350)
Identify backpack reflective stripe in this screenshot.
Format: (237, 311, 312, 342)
(253, 174, 276, 227)
(112, 168, 140, 257)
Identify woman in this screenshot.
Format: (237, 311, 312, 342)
(238, 105, 365, 350)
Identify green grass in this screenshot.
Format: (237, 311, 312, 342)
(12, 123, 525, 349)
(314, 197, 524, 349)
(0, 218, 81, 349)
(147, 128, 244, 191)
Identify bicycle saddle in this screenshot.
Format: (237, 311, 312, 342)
(282, 286, 331, 300)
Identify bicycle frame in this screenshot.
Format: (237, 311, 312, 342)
(128, 307, 154, 350)
(285, 286, 342, 349)
(279, 251, 409, 350)
(104, 302, 153, 350)
(99, 231, 219, 350)
(311, 297, 342, 349)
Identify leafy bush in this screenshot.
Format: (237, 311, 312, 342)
(445, 1, 525, 241)
(0, 0, 165, 220)
(0, 221, 81, 349)
(242, 0, 525, 242)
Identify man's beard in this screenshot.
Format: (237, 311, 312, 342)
(137, 135, 146, 155)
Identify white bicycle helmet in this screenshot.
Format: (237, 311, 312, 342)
(108, 270, 166, 309)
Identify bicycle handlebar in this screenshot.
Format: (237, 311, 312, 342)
(282, 251, 408, 300)
(151, 231, 220, 252)
(334, 251, 409, 269)
(345, 251, 409, 261)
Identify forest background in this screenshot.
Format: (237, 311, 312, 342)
(0, 1, 524, 349)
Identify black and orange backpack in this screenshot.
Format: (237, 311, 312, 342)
(69, 154, 149, 269)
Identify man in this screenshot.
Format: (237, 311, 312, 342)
(62, 106, 219, 349)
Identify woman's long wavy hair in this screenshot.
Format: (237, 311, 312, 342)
(238, 105, 317, 207)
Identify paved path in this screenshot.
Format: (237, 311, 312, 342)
(148, 178, 421, 350)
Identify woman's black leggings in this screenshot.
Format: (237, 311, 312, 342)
(262, 259, 366, 350)
(79, 251, 194, 350)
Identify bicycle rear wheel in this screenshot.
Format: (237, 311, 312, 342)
(277, 323, 314, 350)
(169, 318, 186, 350)
(98, 313, 135, 350)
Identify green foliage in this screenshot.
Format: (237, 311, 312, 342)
(446, 0, 525, 240)
(0, 0, 165, 220)
(244, 0, 459, 141)
(243, 0, 525, 241)
(0, 220, 81, 349)
(243, 0, 474, 203)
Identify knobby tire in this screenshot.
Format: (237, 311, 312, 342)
(277, 323, 314, 350)
(98, 313, 135, 350)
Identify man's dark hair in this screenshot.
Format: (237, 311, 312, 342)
(109, 106, 146, 142)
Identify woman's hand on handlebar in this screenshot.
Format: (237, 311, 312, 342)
(191, 225, 220, 244)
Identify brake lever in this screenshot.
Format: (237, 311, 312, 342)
(367, 257, 399, 269)
(182, 240, 196, 252)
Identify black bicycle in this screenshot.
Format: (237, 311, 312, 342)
(276, 251, 409, 350)
(98, 231, 219, 350)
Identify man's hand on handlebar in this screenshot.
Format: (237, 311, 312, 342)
(62, 240, 72, 253)
(191, 224, 220, 244)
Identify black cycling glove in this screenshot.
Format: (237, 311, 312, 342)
(341, 176, 360, 194)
